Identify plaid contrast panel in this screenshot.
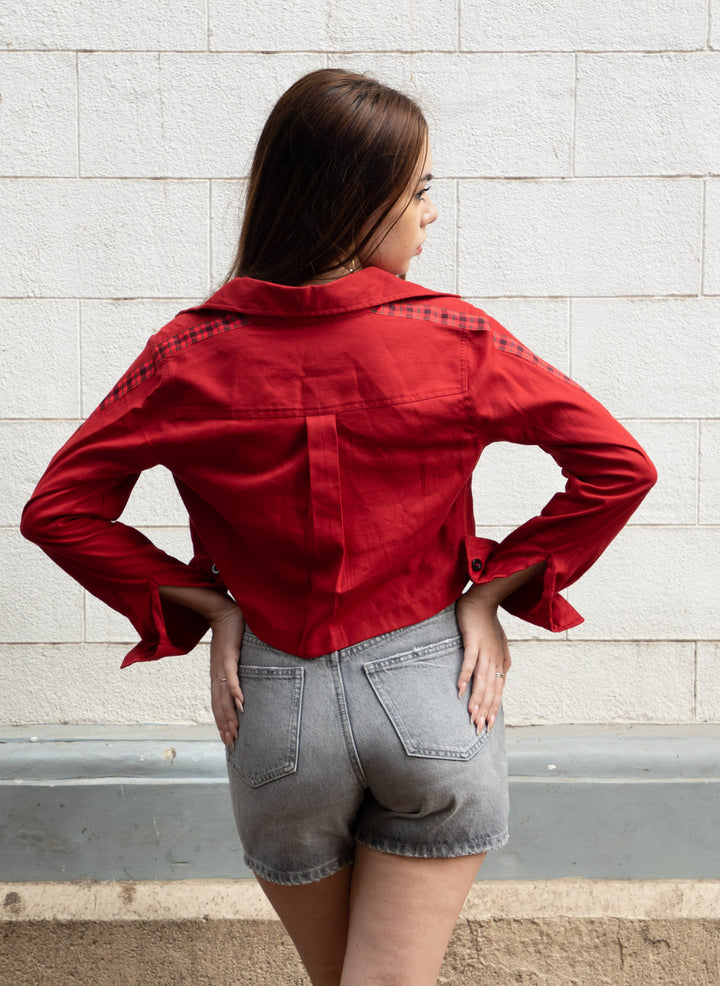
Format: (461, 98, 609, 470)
(370, 302, 487, 333)
(99, 313, 248, 410)
(370, 302, 578, 387)
(493, 333, 578, 387)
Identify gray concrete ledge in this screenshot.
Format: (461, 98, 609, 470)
(2, 724, 719, 881)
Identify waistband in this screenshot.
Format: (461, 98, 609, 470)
(244, 602, 458, 663)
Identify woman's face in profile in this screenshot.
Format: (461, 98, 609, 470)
(361, 146, 438, 277)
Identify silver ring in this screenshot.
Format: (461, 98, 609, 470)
(495, 672, 505, 678)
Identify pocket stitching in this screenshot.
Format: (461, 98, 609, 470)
(227, 665, 304, 787)
(362, 634, 463, 674)
(363, 637, 489, 761)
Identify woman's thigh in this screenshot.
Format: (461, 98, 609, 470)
(255, 865, 353, 986)
(255, 845, 484, 986)
(341, 845, 485, 986)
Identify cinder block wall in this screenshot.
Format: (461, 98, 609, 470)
(2, 0, 718, 728)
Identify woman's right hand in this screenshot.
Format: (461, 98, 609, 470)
(455, 590, 511, 734)
(454, 560, 545, 731)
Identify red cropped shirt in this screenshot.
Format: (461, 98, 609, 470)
(21, 267, 656, 667)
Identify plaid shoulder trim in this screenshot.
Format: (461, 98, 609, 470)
(100, 313, 248, 409)
(370, 301, 577, 387)
(369, 301, 487, 332)
(494, 334, 578, 387)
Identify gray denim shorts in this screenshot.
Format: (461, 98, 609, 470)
(226, 603, 509, 885)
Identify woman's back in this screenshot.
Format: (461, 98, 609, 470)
(22, 265, 655, 667)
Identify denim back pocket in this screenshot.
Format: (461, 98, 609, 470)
(226, 665, 304, 787)
(363, 635, 488, 761)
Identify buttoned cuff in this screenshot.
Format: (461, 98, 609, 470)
(464, 535, 584, 633)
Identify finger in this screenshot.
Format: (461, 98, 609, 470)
(212, 709, 236, 747)
(488, 645, 511, 731)
(486, 675, 505, 731)
(502, 644, 512, 674)
(211, 679, 240, 747)
(466, 642, 493, 707)
(210, 644, 245, 740)
(223, 664, 245, 712)
(214, 666, 244, 711)
(457, 641, 481, 698)
(469, 675, 492, 735)
(469, 660, 506, 732)
(457, 638, 491, 733)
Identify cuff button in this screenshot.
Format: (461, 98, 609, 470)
(471, 558, 483, 572)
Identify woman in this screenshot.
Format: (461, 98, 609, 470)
(22, 69, 656, 985)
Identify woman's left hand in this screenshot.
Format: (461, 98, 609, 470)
(157, 585, 246, 749)
(455, 590, 511, 734)
(208, 603, 246, 749)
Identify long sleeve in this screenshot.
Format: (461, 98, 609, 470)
(20, 337, 223, 667)
(465, 313, 657, 631)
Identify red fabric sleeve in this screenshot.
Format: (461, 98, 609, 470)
(466, 313, 657, 631)
(20, 338, 223, 666)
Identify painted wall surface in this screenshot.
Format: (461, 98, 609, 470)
(1, 1, 718, 726)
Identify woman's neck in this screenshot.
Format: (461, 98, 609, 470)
(302, 262, 361, 286)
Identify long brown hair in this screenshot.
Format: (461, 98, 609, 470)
(224, 68, 428, 286)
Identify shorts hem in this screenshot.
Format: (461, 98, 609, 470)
(353, 828, 509, 859)
(244, 850, 355, 886)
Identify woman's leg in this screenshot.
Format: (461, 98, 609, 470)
(341, 845, 485, 986)
(255, 864, 353, 986)
(257, 846, 484, 986)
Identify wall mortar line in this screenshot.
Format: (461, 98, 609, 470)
(77, 298, 83, 419)
(4, 174, 718, 182)
(571, 53, 578, 178)
(700, 179, 707, 296)
(207, 180, 213, 296)
(75, 51, 81, 177)
(4, 47, 715, 55)
(697, 420, 702, 526)
(708, 0, 713, 50)
(454, 179, 459, 295)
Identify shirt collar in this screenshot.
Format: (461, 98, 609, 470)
(186, 266, 456, 318)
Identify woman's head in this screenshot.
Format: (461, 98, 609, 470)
(225, 68, 436, 286)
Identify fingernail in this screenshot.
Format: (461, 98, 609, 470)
(236, 700, 244, 712)
(488, 716, 495, 732)
(476, 717, 485, 735)
(458, 683, 466, 698)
